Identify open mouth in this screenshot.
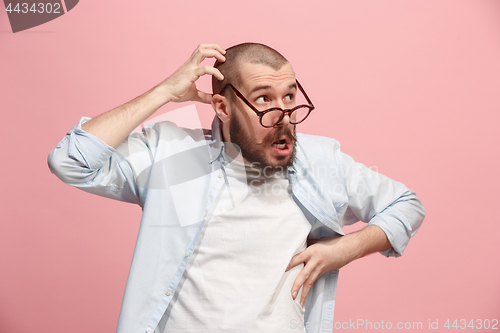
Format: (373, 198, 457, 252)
(272, 138, 288, 150)
(267, 129, 296, 157)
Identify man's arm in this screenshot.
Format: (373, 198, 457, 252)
(81, 43, 226, 148)
(48, 44, 226, 203)
(287, 149, 425, 307)
(286, 225, 390, 307)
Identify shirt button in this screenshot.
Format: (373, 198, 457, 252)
(184, 252, 189, 257)
(218, 172, 223, 178)
(165, 290, 171, 296)
(146, 329, 151, 333)
(203, 211, 207, 217)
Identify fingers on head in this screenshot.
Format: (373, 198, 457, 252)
(193, 44, 226, 63)
(197, 43, 226, 55)
(194, 65, 224, 81)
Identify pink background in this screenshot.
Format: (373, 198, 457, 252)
(1, 0, 499, 331)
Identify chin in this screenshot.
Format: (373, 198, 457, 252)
(267, 154, 294, 169)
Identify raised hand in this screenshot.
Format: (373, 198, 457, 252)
(81, 43, 226, 148)
(159, 43, 226, 104)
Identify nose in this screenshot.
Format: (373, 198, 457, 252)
(281, 112, 291, 126)
(273, 110, 291, 127)
(272, 100, 292, 127)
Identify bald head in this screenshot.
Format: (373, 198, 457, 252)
(212, 43, 289, 96)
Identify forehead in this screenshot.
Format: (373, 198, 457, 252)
(238, 62, 296, 92)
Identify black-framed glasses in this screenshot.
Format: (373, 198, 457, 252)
(222, 80, 315, 128)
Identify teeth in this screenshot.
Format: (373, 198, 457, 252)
(273, 143, 286, 149)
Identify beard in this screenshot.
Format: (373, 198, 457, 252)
(228, 111, 297, 175)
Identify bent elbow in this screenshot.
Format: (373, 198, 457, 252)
(47, 145, 89, 186)
(47, 146, 70, 184)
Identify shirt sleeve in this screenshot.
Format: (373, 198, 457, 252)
(340, 152, 426, 257)
(47, 117, 155, 207)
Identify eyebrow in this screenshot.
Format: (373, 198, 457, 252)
(249, 82, 297, 95)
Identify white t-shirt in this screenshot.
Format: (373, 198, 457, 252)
(160, 154, 312, 332)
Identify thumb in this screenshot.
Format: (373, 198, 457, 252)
(286, 248, 310, 271)
(196, 90, 213, 104)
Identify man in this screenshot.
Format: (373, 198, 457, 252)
(48, 43, 425, 333)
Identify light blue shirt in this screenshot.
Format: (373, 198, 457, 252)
(48, 116, 425, 333)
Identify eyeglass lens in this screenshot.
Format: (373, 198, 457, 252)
(261, 107, 310, 127)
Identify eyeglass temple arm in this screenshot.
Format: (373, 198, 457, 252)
(296, 80, 315, 109)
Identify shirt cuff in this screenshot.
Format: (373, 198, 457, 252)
(367, 215, 411, 258)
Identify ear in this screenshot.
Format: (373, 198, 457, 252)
(211, 94, 231, 123)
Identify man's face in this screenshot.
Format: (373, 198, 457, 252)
(227, 62, 298, 171)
